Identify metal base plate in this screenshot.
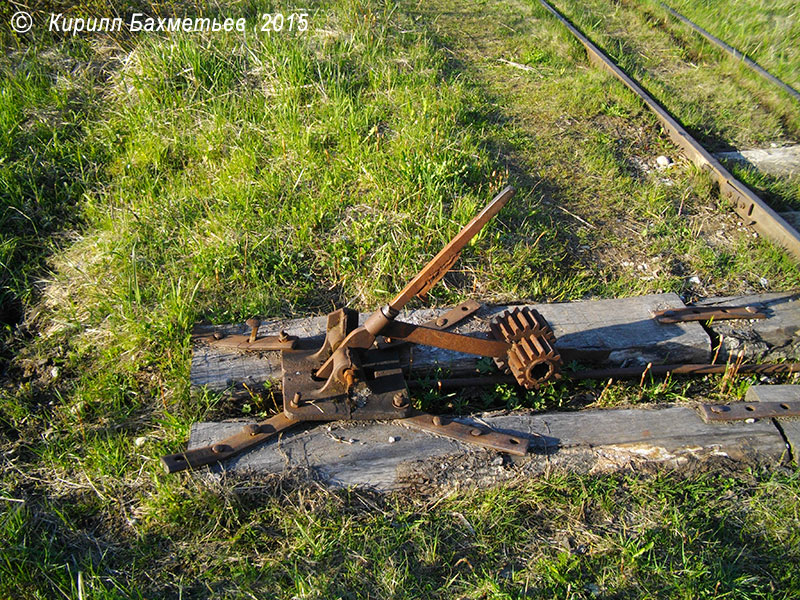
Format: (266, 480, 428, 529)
(282, 347, 411, 421)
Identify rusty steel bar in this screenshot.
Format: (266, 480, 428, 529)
(653, 305, 766, 324)
(661, 3, 800, 103)
(402, 412, 529, 456)
(409, 362, 800, 389)
(569, 362, 800, 380)
(389, 186, 515, 311)
(161, 413, 298, 473)
(538, 0, 800, 262)
(383, 321, 510, 357)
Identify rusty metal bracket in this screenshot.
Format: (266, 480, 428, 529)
(654, 305, 766, 323)
(196, 333, 298, 351)
(698, 401, 800, 422)
(402, 413, 529, 456)
(161, 413, 298, 473)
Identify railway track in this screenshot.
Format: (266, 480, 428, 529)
(539, 0, 800, 262)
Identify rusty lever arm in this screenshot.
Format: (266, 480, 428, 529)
(315, 187, 514, 380)
(382, 321, 510, 357)
(389, 186, 515, 311)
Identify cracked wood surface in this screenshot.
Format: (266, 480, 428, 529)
(697, 292, 800, 362)
(186, 406, 787, 491)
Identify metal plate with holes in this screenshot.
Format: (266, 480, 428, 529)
(282, 347, 411, 421)
(161, 413, 298, 473)
(698, 401, 800, 422)
(194, 333, 298, 351)
(402, 413, 529, 456)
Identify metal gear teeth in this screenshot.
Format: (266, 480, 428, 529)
(489, 307, 562, 389)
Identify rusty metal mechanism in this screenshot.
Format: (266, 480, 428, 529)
(164, 186, 565, 473)
(653, 305, 767, 324)
(698, 400, 800, 422)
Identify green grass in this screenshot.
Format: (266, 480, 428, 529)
(665, 0, 800, 90)
(3, 468, 799, 598)
(2, 0, 800, 597)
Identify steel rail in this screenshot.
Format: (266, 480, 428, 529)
(538, 0, 800, 262)
(661, 3, 800, 103)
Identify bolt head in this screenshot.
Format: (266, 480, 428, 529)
(213, 331, 224, 340)
(432, 416, 442, 427)
(243, 424, 260, 435)
(212, 444, 230, 454)
(392, 392, 408, 408)
(470, 428, 482, 437)
(436, 317, 447, 327)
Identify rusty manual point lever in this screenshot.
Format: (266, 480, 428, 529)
(313, 185, 515, 383)
(163, 185, 569, 473)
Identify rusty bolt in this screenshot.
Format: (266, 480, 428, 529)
(470, 428, 483, 437)
(212, 444, 230, 454)
(343, 369, 355, 389)
(436, 317, 447, 327)
(290, 392, 302, 408)
(246, 318, 260, 343)
(243, 423, 260, 436)
(392, 392, 408, 408)
(432, 416, 442, 427)
(213, 331, 224, 340)
(278, 330, 290, 342)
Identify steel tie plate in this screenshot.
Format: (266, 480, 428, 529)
(401, 413, 529, 456)
(698, 401, 800, 422)
(161, 413, 299, 473)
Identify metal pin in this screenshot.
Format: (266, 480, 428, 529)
(290, 392, 302, 408)
(246, 318, 260, 343)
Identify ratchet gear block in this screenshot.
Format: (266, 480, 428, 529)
(490, 307, 562, 389)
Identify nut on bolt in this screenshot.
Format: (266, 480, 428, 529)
(243, 423, 260, 436)
(246, 318, 261, 343)
(290, 392, 302, 408)
(392, 391, 408, 408)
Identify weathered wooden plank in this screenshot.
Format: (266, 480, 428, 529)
(745, 385, 800, 460)
(715, 144, 800, 178)
(191, 293, 710, 394)
(696, 292, 800, 362)
(186, 406, 785, 490)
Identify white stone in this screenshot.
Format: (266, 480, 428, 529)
(656, 155, 672, 167)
